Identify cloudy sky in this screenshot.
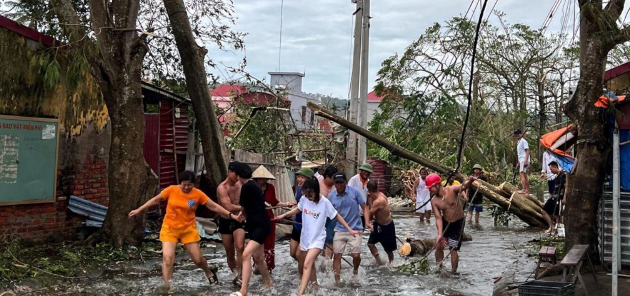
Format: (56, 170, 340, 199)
(208, 0, 576, 99)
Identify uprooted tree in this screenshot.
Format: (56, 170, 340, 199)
(308, 102, 546, 228)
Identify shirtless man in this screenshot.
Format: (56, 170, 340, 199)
(217, 161, 246, 284)
(366, 180, 396, 265)
(426, 173, 475, 274)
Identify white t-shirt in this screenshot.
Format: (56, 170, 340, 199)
(415, 177, 432, 212)
(298, 195, 338, 251)
(541, 151, 557, 181)
(517, 138, 529, 163)
(348, 174, 368, 214)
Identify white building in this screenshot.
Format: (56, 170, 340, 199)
(269, 72, 321, 130)
(366, 90, 384, 124)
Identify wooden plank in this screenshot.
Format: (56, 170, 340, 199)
(561, 245, 588, 265)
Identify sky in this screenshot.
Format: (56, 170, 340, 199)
(207, 0, 577, 99)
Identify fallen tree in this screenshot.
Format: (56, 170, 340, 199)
(307, 102, 546, 228)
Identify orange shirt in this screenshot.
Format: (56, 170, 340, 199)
(160, 185, 210, 229)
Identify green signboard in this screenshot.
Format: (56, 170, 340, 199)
(0, 115, 59, 205)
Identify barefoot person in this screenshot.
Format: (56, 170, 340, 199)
(217, 162, 245, 285)
(412, 168, 432, 223)
(275, 179, 360, 295)
(290, 168, 315, 277)
(128, 171, 240, 292)
(426, 173, 475, 274)
(514, 129, 530, 194)
(348, 163, 372, 227)
(319, 166, 338, 259)
(466, 164, 487, 225)
(253, 165, 293, 273)
(366, 180, 396, 265)
(329, 173, 369, 284)
(542, 161, 567, 234)
(232, 163, 273, 296)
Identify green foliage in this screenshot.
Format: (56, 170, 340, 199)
(0, 240, 161, 285)
(527, 236, 566, 260)
(225, 98, 293, 154)
(489, 205, 513, 226)
(397, 258, 431, 275)
(370, 15, 578, 178)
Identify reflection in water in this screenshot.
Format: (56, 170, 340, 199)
(35, 210, 539, 296)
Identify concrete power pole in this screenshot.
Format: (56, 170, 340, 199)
(357, 0, 370, 165)
(346, 0, 363, 175)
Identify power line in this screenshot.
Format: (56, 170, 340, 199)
(456, 0, 490, 172)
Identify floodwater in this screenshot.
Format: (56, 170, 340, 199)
(24, 210, 543, 296)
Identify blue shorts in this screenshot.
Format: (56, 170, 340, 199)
(325, 218, 336, 244)
(468, 204, 483, 212)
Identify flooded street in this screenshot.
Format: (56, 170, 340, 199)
(28, 210, 541, 296)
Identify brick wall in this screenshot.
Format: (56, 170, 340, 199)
(0, 126, 110, 243)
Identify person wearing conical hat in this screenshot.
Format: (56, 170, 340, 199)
(252, 165, 292, 273)
(466, 164, 487, 225)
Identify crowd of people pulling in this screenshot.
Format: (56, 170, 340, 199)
(127, 129, 568, 295)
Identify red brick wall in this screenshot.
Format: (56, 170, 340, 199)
(0, 129, 110, 242)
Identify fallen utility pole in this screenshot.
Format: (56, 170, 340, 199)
(307, 102, 546, 228)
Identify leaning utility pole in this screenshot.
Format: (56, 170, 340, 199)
(357, 0, 370, 165)
(346, 0, 363, 175)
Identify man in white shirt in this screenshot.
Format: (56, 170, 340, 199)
(514, 129, 530, 194)
(348, 163, 372, 227)
(540, 149, 557, 194)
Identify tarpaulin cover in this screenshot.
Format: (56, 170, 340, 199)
(540, 126, 576, 173)
(620, 130, 630, 191)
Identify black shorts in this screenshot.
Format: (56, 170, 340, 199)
(442, 218, 464, 251)
(361, 215, 365, 228)
(247, 222, 271, 245)
(367, 221, 397, 252)
(218, 217, 245, 235)
(290, 227, 301, 242)
(543, 198, 561, 216)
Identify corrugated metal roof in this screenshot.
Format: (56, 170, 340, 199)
(233, 149, 295, 216)
(68, 195, 107, 228)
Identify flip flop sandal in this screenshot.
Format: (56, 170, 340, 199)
(166, 286, 178, 294)
(229, 292, 243, 296)
(232, 276, 242, 287)
(207, 273, 219, 286)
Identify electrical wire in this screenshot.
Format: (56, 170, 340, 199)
(455, 0, 490, 173)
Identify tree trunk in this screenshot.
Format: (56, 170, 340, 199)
(86, 0, 157, 247)
(307, 102, 547, 228)
(101, 84, 158, 247)
(564, 41, 609, 250)
(163, 0, 228, 197)
(562, 0, 630, 250)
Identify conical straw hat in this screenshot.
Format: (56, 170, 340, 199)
(252, 165, 276, 180)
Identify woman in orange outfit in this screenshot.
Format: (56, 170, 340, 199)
(129, 170, 241, 292)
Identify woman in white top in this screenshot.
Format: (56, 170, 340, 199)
(275, 179, 359, 295)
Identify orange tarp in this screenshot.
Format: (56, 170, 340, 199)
(596, 95, 627, 108)
(540, 125, 575, 159)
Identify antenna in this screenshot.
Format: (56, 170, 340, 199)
(278, 0, 284, 71)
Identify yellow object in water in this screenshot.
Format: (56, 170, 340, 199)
(399, 242, 412, 256)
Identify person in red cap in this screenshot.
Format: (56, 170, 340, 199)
(425, 172, 476, 274)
